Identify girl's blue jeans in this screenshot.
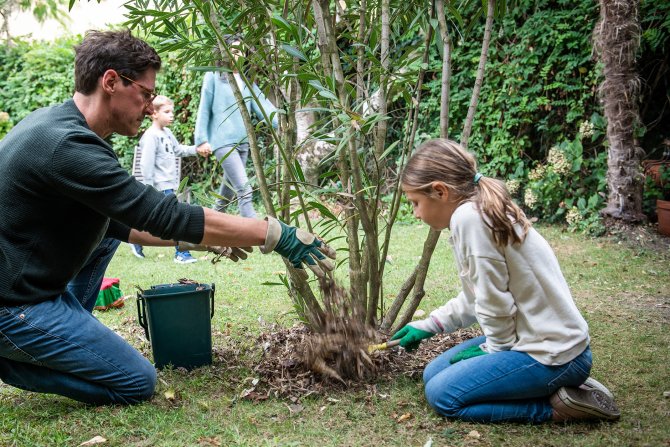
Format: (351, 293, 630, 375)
(423, 335, 592, 424)
(0, 237, 156, 405)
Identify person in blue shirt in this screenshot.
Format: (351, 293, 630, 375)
(194, 35, 278, 218)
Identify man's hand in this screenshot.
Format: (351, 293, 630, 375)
(259, 217, 336, 278)
(449, 344, 489, 364)
(177, 242, 253, 262)
(390, 323, 435, 351)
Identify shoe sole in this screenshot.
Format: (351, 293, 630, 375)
(130, 245, 145, 259)
(553, 387, 621, 421)
(580, 377, 614, 400)
(174, 258, 197, 264)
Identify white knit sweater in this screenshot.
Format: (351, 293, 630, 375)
(421, 201, 589, 366)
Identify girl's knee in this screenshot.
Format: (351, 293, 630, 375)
(424, 380, 462, 417)
(423, 364, 439, 384)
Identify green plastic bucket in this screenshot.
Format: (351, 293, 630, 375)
(136, 282, 215, 369)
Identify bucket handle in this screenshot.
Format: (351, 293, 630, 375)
(210, 283, 215, 319)
(136, 291, 150, 341)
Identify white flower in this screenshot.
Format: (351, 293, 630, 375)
(505, 179, 521, 196)
(524, 189, 538, 209)
(566, 207, 581, 226)
(528, 165, 546, 181)
(579, 121, 594, 139)
(547, 147, 571, 176)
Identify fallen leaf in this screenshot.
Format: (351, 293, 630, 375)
(79, 436, 106, 446)
(164, 389, 176, 400)
(396, 412, 412, 423)
(466, 430, 481, 439)
(197, 436, 221, 446)
(197, 400, 210, 410)
(287, 403, 304, 414)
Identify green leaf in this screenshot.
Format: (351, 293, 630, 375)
(307, 201, 338, 221)
(318, 90, 339, 101)
(281, 44, 307, 62)
(293, 160, 305, 183)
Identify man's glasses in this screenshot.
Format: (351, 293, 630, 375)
(118, 73, 157, 105)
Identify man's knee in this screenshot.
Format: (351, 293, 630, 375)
(119, 361, 157, 405)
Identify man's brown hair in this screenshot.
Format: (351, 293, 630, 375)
(74, 29, 161, 95)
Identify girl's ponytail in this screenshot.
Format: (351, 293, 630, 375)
(476, 175, 530, 246)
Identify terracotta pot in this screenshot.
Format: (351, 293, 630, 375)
(644, 160, 670, 187)
(657, 199, 670, 237)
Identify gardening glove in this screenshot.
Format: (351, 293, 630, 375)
(177, 242, 253, 262)
(259, 217, 336, 278)
(391, 323, 436, 352)
(449, 343, 489, 364)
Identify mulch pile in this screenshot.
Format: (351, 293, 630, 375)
(248, 324, 482, 399)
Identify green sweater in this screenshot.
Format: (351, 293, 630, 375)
(0, 100, 205, 305)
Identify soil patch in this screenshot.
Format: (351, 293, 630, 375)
(248, 324, 482, 399)
(603, 219, 670, 256)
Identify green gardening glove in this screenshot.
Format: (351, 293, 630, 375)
(260, 217, 336, 278)
(391, 324, 435, 351)
(449, 344, 489, 364)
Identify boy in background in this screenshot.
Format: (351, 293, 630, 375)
(132, 95, 211, 263)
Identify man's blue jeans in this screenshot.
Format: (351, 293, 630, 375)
(0, 238, 156, 405)
(67, 237, 122, 313)
(423, 335, 592, 423)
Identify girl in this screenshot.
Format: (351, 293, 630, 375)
(391, 139, 620, 424)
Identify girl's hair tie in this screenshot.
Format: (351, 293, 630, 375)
(473, 172, 483, 185)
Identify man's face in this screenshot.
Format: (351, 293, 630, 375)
(112, 68, 158, 136)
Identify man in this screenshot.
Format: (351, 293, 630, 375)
(0, 29, 334, 405)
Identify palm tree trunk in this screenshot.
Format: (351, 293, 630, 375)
(595, 0, 645, 222)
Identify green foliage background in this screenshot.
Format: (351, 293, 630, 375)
(0, 0, 667, 226)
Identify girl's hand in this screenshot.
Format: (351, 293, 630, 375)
(391, 324, 435, 351)
(449, 343, 489, 364)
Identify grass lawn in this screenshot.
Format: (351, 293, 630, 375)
(1, 223, 668, 446)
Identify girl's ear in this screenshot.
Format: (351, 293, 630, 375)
(431, 181, 449, 199)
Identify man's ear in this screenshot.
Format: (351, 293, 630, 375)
(431, 181, 449, 199)
(101, 69, 118, 95)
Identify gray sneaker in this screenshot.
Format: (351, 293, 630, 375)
(580, 377, 614, 400)
(550, 386, 621, 422)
